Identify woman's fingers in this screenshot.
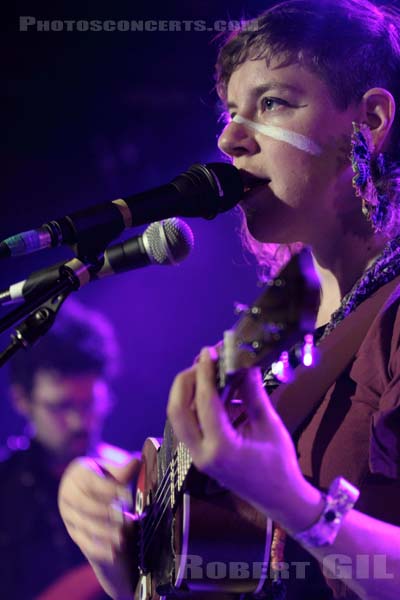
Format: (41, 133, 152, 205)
(167, 366, 203, 450)
(169, 348, 234, 474)
(194, 348, 279, 443)
(60, 490, 118, 522)
(234, 366, 284, 437)
(99, 454, 142, 489)
(58, 456, 138, 599)
(62, 503, 123, 557)
(58, 457, 135, 563)
(62, 458, 122, 501)
(71, 529, 116, 564)
(195, 347, 231, 439)
(167, 346, 294, 493)
(168, 350, 232, 465)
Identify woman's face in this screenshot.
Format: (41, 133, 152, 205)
(218, 56, 361, 245)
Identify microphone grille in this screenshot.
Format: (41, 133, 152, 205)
(143, 218, 194, 265)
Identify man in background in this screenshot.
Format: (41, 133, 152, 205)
(0, 299, 132, 599)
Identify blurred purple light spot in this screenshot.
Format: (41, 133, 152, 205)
(302, 333, 314, 367)
(7, 435, 30, 451)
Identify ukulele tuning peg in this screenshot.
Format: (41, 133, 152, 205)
(234, 302, 249, 315)
(236, 340, 263, 355)
(251, 340, 262, 351)
(233, 301, 262, 318)
(266, 277, 286, 287)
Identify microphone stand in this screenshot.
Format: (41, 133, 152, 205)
(0, 260, 99, 368)
(0, 292, 69, 368)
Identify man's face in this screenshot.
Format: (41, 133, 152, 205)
(218, 56, 362, 245)
(25, 370, 111, 462)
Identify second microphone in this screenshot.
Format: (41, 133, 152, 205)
(0, 218, 194, 306)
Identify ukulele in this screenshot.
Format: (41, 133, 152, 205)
(130, 250, 320, 600)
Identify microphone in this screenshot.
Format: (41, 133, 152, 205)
(0, 218, 194, 306)
(0, 162, 243, 259)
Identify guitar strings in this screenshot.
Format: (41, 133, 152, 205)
(141, 477, 177, 557)
(141, 395, 240, 553)
(140, 345, 228, 554)
(141, 451, 187, 557)
(141, 453, 179, 542)
(140, 453, 177, 536)
(142, 440, 194, 541)
(141, 475, 178, 558)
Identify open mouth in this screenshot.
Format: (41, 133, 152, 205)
(239, 169, 270, 193)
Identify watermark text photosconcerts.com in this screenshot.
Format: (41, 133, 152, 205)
(19, 17, 258, 33)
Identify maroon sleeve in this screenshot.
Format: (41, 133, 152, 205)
(369, 295, 400, 479)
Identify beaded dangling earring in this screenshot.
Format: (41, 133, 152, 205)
(350, 122, 389, 232)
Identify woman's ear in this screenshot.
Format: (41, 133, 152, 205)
(360, 87, 396, 152)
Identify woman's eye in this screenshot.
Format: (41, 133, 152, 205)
(260, 97, 289, 112)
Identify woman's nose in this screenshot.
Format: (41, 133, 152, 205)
(217, 119, 258, 158)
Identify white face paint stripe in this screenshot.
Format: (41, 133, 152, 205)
(232, 114, 322, 156)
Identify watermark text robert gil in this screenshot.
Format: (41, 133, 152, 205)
(175, 554, 394, 581)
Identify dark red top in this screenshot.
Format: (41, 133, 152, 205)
(292, 283, 400, 598)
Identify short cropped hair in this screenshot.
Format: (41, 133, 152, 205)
(217, 0, 400, 118)
(8, 299, 120, 394)
(215, 0, 400, 276)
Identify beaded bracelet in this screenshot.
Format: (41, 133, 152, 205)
(294, 477, 360, 547)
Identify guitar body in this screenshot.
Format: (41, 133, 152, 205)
(133, 422, 271, 600)
(130, 250, 320, 600)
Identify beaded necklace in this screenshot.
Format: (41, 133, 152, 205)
(320, 235, 400, 339)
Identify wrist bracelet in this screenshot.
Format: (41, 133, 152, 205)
(294, 476, 360, 547)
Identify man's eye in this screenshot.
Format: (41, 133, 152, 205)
(261, 97, 289, 111)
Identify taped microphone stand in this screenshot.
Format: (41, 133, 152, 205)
(0, 258, 101, 368)
(0, 202, 127, 367)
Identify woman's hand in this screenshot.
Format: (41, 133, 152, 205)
(58, 455, 141, 599)
(167, 347, 323, 535)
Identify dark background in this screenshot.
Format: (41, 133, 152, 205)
(3, 1, 395, 452)
(0, 1, 270, 452)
